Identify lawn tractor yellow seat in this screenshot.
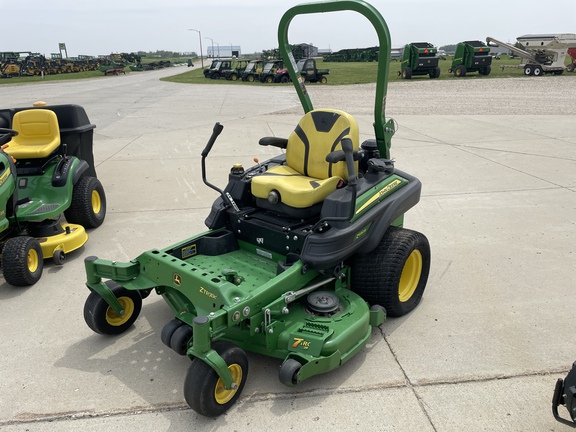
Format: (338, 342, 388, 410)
(4, 109, 61, 160)
(252, 109, 359, 217)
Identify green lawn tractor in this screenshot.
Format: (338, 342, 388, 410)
(0, 103, 106, 286)
(553, 361, 576, 427)
(448, 40, 492, 77)
(83, 0, 430, 417)
(399, 42, 441, 79)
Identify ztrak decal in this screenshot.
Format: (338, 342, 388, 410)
(200, 287, 217, 299)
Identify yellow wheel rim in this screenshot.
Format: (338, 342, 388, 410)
(106, 296, 134, 326)
(91, 190, 102, 214)
(214, 364, 242, 405)
(27, 248, 39, 273)
(398, 250, 422, 302)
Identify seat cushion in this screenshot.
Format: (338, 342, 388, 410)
(4, 109, 61, 159)
(251, 165, 341, 208)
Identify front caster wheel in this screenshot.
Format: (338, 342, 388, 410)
(184, 341, 248, 417)
(279, 358, 302, 387)
(83, 281, 142, 335)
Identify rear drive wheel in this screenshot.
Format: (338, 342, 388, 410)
(2, 236, 43, 286)
(184, 341, 248, 417)
(83, 281, 142, 335)
(351, 226, 430, 317)
(64, 176, 106, 228)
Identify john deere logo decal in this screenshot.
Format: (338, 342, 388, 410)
(173, 273, 182, 286)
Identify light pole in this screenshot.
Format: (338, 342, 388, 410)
(215, 42, 220, 58)
(205, 37, 215, 59)
(230, 42, 233, 57)
(188, 28, 203, 68)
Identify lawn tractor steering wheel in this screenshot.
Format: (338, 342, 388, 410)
(0, 128, 18, 146)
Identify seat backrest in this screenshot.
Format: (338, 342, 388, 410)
(286, 109, 359, 180)
(7, 109, 61, 159)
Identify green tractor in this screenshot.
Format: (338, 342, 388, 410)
(399, 42, 441, 79)
(0, 104, 106, 286)
(448, 40, 492, 77)
(82, 0, 430, 417)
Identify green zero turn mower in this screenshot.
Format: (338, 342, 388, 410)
(0, 103, 106, 286)
(83, 0, 430, 417)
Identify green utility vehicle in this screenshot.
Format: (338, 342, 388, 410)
(204, 59, 234, 79)
(241, 59, 264, 82)
(82, 0, 430, 417)
(274, 58, 329, 83)
(399, 42, 441, 79)
(224, 60, 249, 81)
(0, 104, 106, 286)
(448, 40, 492, 77)
(259, 59, 284, 83)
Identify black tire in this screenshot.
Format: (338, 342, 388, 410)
(161, 318, 183, 347)
(401, 67, 412, 79)
(479, 65, 491, 76)
(430, 67, 441, 78)
(280, 75, 290, 83)
(52, 250, 65, 266)
(230, 74, 237, 81)
(524, 65, 533, 76)
(170, 324, 193, 355)
(454, 65, 466, 77)
(567, 63, 575, 73)
(211, 73, 220, 80)
(83, 281, 142, 335)
(279, 358, 302, 387)
(265, 76, 273, 83)
(320, 76, 328, 84)
(2, 236, 44, 286)
(64, 176, 106, 229)
(184, 341, 248, 417)
(247, 75, 255, 82)
(351, 226, 430, 317)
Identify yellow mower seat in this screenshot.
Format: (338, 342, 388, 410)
(251, 109, 359, 209)
(4, 109, 61, 159)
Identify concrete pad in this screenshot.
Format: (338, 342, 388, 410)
(1, 68, 575, 431)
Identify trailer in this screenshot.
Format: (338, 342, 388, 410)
(486, 34, 576, 76)
(567, 47, 576, 72)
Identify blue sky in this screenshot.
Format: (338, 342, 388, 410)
(2, 0, 575, 57)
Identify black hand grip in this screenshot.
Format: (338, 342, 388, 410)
(201, 122, 224, 157)
(341, 138, 357, 185)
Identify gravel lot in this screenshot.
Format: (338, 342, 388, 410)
(280, 75, 576, 116)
